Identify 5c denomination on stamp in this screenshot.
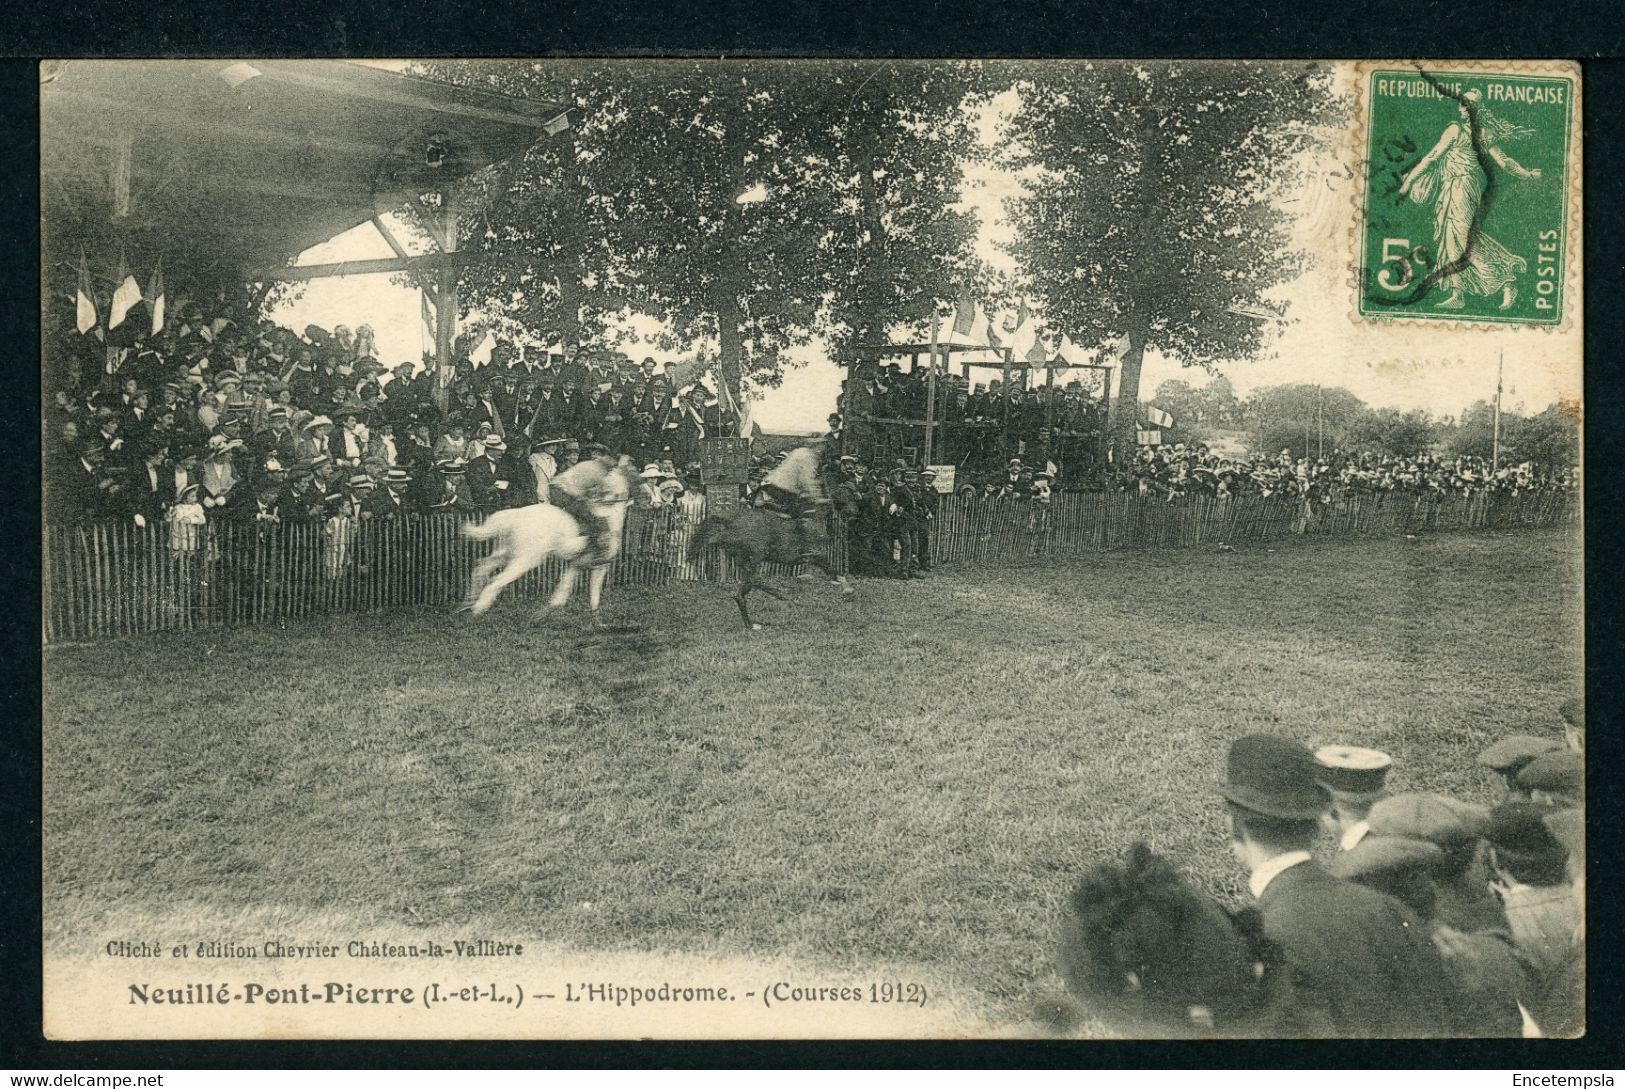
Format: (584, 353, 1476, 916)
(1357, 62, 1578, 328)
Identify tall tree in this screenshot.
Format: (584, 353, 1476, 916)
(1508, 403, 1579, 470)
(1003, 61, 1340, 458)
(413, 62, 628, 352)
(584, 62, 835, 404)
(780, 61, 988, 355)
(1247, 383, 1366, 459)
(422, 61, 994, 414)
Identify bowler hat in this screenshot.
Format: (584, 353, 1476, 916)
(1218, 735, 1330, 820)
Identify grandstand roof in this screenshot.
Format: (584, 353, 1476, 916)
(42, 60, 568, 280)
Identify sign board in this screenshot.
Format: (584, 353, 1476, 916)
(699, 437, 751, 485)
(705, 485, 742, 514)
(925, 464, 956, 494)
(1136, 429, 1162, 446)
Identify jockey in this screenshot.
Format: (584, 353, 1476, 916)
(549, 443, 618, 565)
(755, 437, 830, 543)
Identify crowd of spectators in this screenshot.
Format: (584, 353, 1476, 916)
(1112, 444, 1579, 503)
(43, 301, 1579, 580)
(44, 303, 742, 534)
(1058, 704, 1585, 1038)
(841, 360, 1106, 477)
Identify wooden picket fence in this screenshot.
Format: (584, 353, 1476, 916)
(42, 489, 1576, 644)
(929, 488, 1579, 565)
(42, 502, 847, 645)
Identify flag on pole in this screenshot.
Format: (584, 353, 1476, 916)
(75, 251, 98, 334)
(1146, 406, 1175, 428)
(950, 284, 976, 338)
(936, 285, 989, 346)
(1010, 301, 1048, 365)
(145, 259, 166, 335)
(109, 248, 142, 330)
(1053, 335, 1093, 368)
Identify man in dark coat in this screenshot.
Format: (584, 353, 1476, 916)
(885, 466, 919, 579)
(913, 467, 939, 573)
(465, 433, 513, 513)
(1219, 734, 1458, 1038)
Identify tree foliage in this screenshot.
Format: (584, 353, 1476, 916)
(415, 61, 988, 407)
(1149, 375, 1242, 435)
(1002, 61, 1340, 457)
(1446, 399, 1577, 469)
(1246, 383, 1368, 460)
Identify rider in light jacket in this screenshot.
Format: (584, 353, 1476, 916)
(550, 444, 618, 564)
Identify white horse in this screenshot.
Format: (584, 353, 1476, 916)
(458, 463, 638, 623)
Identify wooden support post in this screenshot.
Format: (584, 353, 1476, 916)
(1044, 364, 1056, 463)
(923, 343, 938, 467)
(1000, 349, 1013, 460)
(432, 193, 459, 417)
(1100, 363, 1114, 468)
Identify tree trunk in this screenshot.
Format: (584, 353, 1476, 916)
(715, 291, 746, 434)
(555, 274, 583, 358)
(1110, 329, 1145, 463)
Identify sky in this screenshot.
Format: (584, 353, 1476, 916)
(274, 64, 1581, 431)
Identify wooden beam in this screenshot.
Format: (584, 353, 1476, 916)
(256, 65, 566, 132)
(370, 214, 438, 310)
(245, 252, 477, 282)
(45, 88, 402, 158)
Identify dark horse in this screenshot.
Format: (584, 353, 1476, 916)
(688, 504, 853, 628)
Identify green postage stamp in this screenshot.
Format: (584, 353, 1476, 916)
(1357, 62, 1579, 328)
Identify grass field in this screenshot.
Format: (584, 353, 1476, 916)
(43, 527, 1583, 1032)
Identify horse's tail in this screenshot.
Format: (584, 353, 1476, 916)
(461, 511, 508, 542)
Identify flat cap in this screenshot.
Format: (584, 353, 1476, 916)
(1368, 792, 1490, 846)
(1475, 735, 1560, 773)
(1543, 808, 1583, 860)
(1486, 802, 1566, 861)
(1327, 834, 1442, 881)
(1314, 745, 1392, 795)
(1517, 749, 1583, 797)
(1558, 697, 1583, 730)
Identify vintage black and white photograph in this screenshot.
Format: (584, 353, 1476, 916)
(40, 58, 1583, 1040)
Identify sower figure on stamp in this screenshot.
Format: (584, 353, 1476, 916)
(1399, 89, 1542, 311)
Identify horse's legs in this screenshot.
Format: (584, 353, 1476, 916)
(548, 565, 579, 609)
(586, 565, 609, 627)
(470, 558, 526, 616)
(736, 560, 761, 628)
(805, 553, 855, 595)
(456, 548, 507, 611)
